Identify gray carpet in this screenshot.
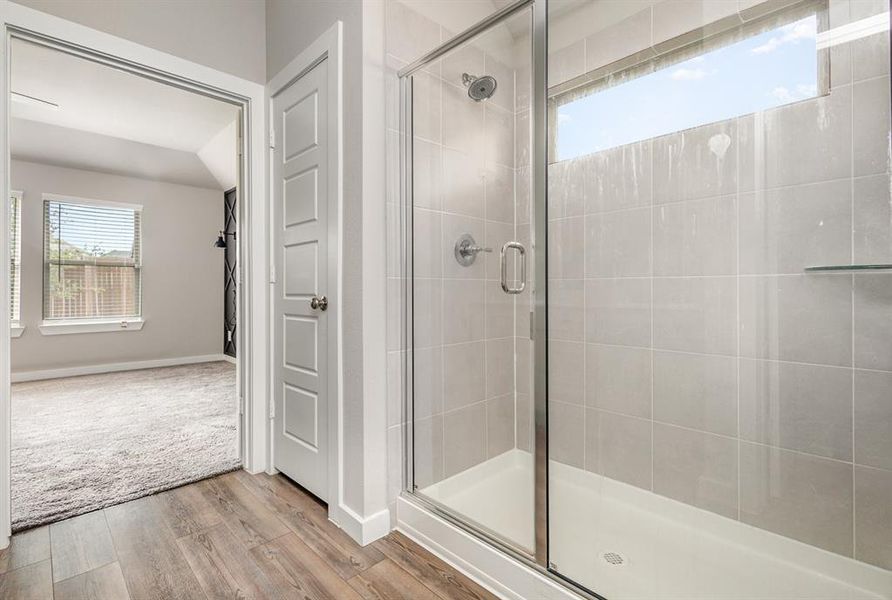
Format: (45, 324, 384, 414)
(11, 361, 240, 531)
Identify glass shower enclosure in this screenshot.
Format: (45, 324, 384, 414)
(399, 0, 544, 559)
(400, 0, 892, 598)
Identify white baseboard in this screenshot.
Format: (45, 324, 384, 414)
(11, 354, 230, 383)
(222, 354, 237, 365)
(331, 502, 391, 547)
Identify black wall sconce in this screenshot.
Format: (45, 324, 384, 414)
(214, 231, 237, 248)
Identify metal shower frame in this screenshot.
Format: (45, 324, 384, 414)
(397, 1, 602, 598)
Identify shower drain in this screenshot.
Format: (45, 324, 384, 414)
(602, 551, 627, 566)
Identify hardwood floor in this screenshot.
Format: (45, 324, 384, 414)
(0, 472, 500, 600)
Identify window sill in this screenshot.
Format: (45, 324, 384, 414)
(39, 318, 145, 336)
(10, 324, 24, 338)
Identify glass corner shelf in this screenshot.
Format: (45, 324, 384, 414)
(804, 264, 892, 272)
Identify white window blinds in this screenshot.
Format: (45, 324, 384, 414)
(9, 192, 22, 323)
(43, 197, 142, 321)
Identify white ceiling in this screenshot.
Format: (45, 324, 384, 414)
(12, 119, 222, 189)
(10, 39, 239, 188)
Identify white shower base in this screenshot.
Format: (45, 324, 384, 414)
(421, 450, 891, 600)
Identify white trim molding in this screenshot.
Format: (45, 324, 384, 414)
(38, 318, 145, 335)
(11, 353, 230, 383)
(334, 504, 392, 547)
(9, 325, 23, 338)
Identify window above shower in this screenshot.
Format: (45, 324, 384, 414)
(551, 1, 829, 161)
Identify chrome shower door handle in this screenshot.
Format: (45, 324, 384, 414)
(500, 241, 526, 294)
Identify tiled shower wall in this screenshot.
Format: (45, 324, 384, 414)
(384, 0, 528, 517)
(384, 0, 892, 572)
(544, 0, 892, 570)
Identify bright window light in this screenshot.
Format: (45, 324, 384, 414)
(43, 197, 142, 321)
(555, 15, 819, 161)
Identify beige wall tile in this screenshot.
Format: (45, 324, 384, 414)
(443, 341, 485, 411)
(486, 394, 516, 458)
(413, 346, 444, 420)
(550, 279, 586, 342)
(855, 369, 892, 471)
(738, 88, 852, 191)
(485, 338, 515, 399)
(853, 76, 891, 177)
(548, 159, 585, 219)
(653, 424, 738, 519)
(740, 359, 852, 461)
(549, 401, 585, 469)
(548, 217, 586, 279)
(855, 465, 892, 570)
(739, 181, 852, 275)
(854, 273, 892, 372)
(585, 6, 652, 71)
(585, 278, 652, 346)
(442, 279, 485, 344)
(653, 276, 737, 355)
(444, 403, 486, 477)
(739, 274, 852, 367)
(854, 174, 892, 264)
(653, 195, 737, 276)
(414, 415, 444, 488)
(653, 351, 737, 436)
(549, 340, 585, 406)
(598, 411, 653, 490)
(583, 141, 652, 213)
(584, 208, 652, 277)
(740, 443, 853, 557)
(653, 120, 738, 203)
(585, 344, 652, 418)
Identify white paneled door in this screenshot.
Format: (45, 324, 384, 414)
(273, 58, 329, 501)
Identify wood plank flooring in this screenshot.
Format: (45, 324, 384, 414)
(0, 471, 500, 600)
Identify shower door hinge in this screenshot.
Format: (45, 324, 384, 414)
(269, 126, 276, 149)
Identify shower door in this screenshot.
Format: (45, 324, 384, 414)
(401, 0, 543, 558)
(546, 0, 892, 598)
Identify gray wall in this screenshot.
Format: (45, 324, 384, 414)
(265, 0, 369, 514)
(11, 160, 224, 373)
(13, 0, 266, 83)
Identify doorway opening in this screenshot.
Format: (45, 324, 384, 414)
(8, 35, 245, 531)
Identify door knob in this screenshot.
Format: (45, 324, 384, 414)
(310, 296, 328, 311)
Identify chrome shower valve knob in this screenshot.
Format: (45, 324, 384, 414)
(454, 233, 491, 267)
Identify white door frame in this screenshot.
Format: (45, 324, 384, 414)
(0, 0, 271, 549)
(266, 22, 344, 526)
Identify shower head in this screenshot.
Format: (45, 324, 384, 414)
(461, 72, 497, 102)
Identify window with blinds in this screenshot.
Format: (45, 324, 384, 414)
(43, 196, 142, 321)
(9, 192, 22, 323)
